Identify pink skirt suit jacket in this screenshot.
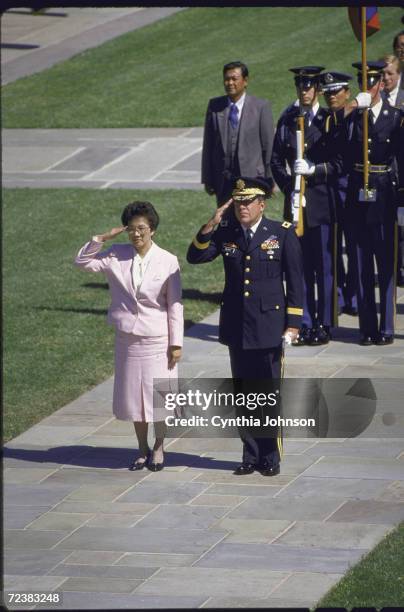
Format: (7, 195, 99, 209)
(75, 239, 184, 422)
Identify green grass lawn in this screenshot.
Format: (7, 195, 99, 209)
(317, 522, 404, 608)
(3, 187, 283, 442)
(2, 6, 401, 128)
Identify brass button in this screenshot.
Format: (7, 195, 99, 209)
(368, 150, 371, 154)
(304, 143, 307, 148)
(221, 302, 224, 306)
(269, 255, 273, 259)
(246, 255, 251, 261)
(244, 279, 250, 285)
(225, 252, 229, 256)
(368, 138, 371, 143)
(245, 267, 250, 272)
(386, 138, 390, 143)
(275, 305, 280, 310)
(244, 291, 250, 297)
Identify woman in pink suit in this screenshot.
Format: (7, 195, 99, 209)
(75, 201, 183, 471)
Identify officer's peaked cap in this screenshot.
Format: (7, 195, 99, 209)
(320, 71, 352, 92)
(232, 176, 272, 201)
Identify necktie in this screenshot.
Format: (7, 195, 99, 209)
(229, 103, 239, 129)
(246, 228, 253, 246)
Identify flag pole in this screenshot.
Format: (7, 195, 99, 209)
(361, 6, 369, 197)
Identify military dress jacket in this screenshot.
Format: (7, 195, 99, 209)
(343, 99, 404, 224)
(270, 104, 340, 228)
(187, 216, 303, 350)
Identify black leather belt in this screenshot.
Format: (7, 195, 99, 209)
(354, 163, 391, 173)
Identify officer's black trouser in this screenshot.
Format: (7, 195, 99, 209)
(228, 344, 283, 467)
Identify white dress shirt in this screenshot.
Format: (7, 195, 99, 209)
(228, 92, 246, 117)
(241, 217, 262, 240)
(132, 242, 156, 291)
(370, 98, 383, 122)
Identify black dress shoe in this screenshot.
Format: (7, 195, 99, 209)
(309, 325, 331, 345)
(233, 463, 255, 475)
(292, 327, 311, 347)
(359, 335, 375, 346)
(342, 305, 358, 316)
(260, 463, 280, 477)
(375, 334, 394, 346)
(129, 455, 149, 471)
(148, 461, 164, 472)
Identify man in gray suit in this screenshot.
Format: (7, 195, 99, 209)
(202, 61, 275, 206)
(393, 30, 404, 89)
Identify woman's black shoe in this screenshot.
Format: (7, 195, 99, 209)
(309, 325, 330, 345)
(129, 451, 150, 471)
(292, 327, 311, 346)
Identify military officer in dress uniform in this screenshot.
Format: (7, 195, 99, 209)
(187, 177, 303, 476)
(271, 66, 339, 346)
(344, 61, 404, 345)
(320, 70, 358, 317)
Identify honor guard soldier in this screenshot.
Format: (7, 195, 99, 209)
(320, 70, 358, 317)
(344, 61, 404, 345)
(271, 66, 339, 346)
(187, 177, 303, 476)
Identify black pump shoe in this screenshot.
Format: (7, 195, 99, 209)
(129, 452, 150, 471)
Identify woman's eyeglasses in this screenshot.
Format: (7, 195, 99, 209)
(127, 225, 150, 235)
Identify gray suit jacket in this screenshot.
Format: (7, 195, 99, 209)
(382, 87, 404, 111)
(201, 94, 274, 197)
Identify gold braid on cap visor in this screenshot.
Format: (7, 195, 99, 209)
(232, 187, 266, 201)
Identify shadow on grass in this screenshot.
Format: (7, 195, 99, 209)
(3, 445, 238, 471)
(34, 306, 108, 315)
(82, 282, 108, 290)
(182, 289, 221, 303)
(1, 43, 40, 50)
(5, 10, 67, 17)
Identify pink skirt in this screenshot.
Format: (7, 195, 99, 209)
(113, 331, 178, 422)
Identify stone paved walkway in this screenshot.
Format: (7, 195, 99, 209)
(4, 303, 404, 609)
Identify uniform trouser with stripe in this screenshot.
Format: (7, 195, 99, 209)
(336, 208, 358, 311)
(228, 344, 283, 467)
(397, 225, 404, 284)
(300, 223, 336, 329)
(353, 220, 397, 336)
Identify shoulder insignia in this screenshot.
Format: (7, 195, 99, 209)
(282, 221, 292, 229)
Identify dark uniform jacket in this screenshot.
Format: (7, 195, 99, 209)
(270, 104, 340, 227)
(201, 95, 275, 196)
(187, 215, 303, 350)
(343, 99, 404, 224)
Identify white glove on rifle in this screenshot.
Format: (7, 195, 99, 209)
(397, 207, 404, 226)
(354, 92, 372, 109)
(294, 158, 315, 176)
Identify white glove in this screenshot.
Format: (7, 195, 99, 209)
(283, 331, 293, 346)
(397, 207, 404, 226)
(294, 158, 315, 176)
(355, 92, 372, 109)
(291, 191, 306, 209)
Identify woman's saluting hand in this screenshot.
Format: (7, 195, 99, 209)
(95, 226, 127, 242)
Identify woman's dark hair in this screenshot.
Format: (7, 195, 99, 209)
(121, 201, 159, 231)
